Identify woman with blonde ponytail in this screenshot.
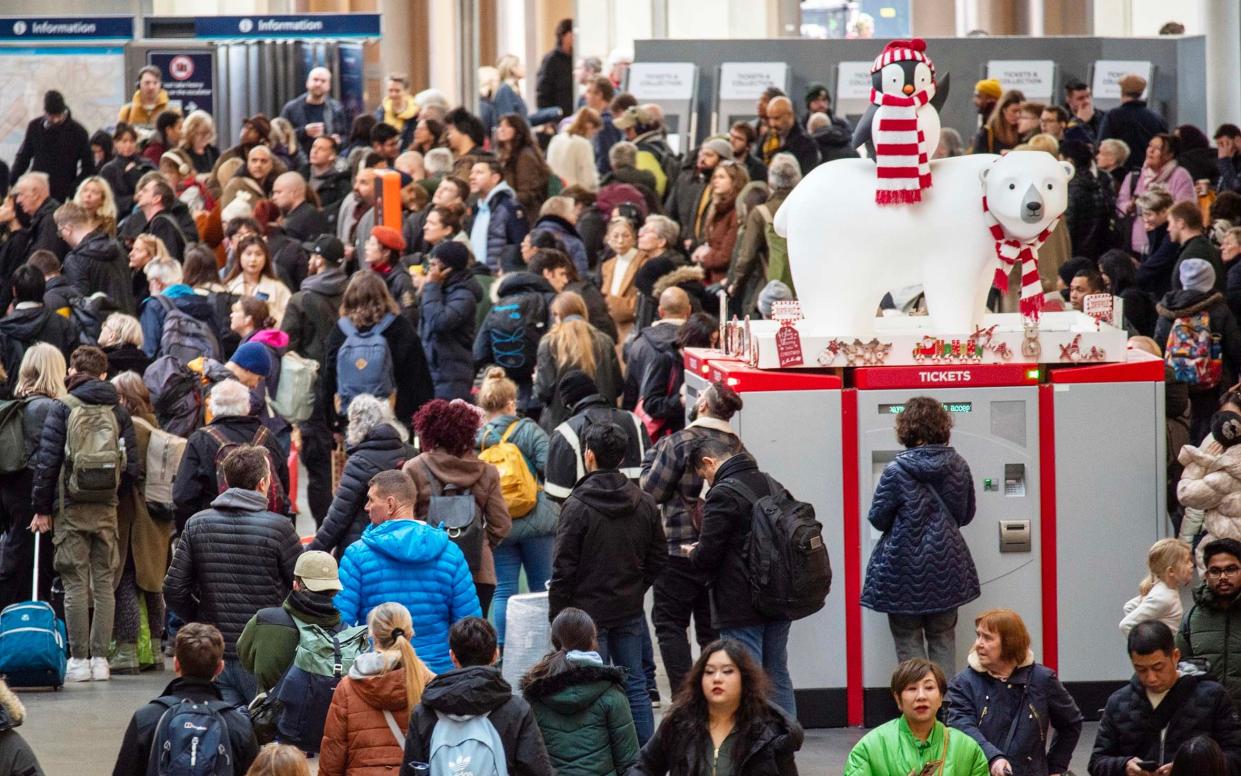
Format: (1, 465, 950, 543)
(534, 291, 622, 431)
(319, 602, 434, 775)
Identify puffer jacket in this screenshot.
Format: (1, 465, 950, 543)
(30, 377, 140, 520)
(472, 182, 530, 272)
(548, 469, 665, 628)
(62, 229, 135, 315)
(162, 488, 301, 655)
(477, 415, 557, 539)
(690, 453, 784, 629)
(1177, 581, 1241, 709)
(0, 305, 74, 358)
(1088, 672, 1241, 775)
(861, 444, 980, 615)
(844, 718, 985, 776)
(0, 680, 43, 776)
(311, 424, 410, 557)
(1178, 438, 1241, 556)
(405, 450, 512, 586)
(521, 652, 638, 776)
(420, 269, 484, 401)
(320, 651, 435, 776)
(633, 701, 803, 776)
(172, 414, 291, 531)
(400, 665, 553, 776)
(945, 650, 1083, 776)
(334, 519, 481, 674)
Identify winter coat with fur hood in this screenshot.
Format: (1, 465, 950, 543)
(1178, 435, 1241, 568)
(0, 681, 42, 776)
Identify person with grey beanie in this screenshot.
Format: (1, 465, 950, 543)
(1155, 257, 1241, 442)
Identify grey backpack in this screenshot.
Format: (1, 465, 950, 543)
(427, 710, 508, 776)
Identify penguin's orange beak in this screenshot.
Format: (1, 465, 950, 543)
(902, 84, 915, 96)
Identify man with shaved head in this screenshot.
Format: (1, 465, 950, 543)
(755, 95, 819, 176)
(0, 172, 66, 310)
(622, 286, 690, 411)
(272, 171, 326, 242)
(280, 66, 348, 148)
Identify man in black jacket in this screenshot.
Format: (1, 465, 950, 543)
(1097, 74, 1168, 173)
(0, 173, 65, 312)
(55, 200, 135, 315)
(545, 370, 650, 502)
(283, 236, 348, 525)
(112, 623, 259, 776)
(272, 171, 328, 244)
(549, 422, 665, 744)
(755, 96, 819, 177)
(11, 91, 93, 203)
(535, 19, 575, 119)
(1089, 621, 1241, 775)
(279, 67, 349, 148)
(623, 287, 688, 410)
(0, 264, 75, 358)
(30, 346, 140, 683)
(689, 438, 797, 716)
(171, 379, 290, 531)
(401, 617, 552, 776)
(27, 248, 83, 315)
(119, 173, 188, 261)
(164, 444, 302, 706)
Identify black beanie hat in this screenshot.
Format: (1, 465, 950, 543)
(558, 369, 598, 407)
(805, 83, 830, 108)
(431, 240, 470, 272)
(633, 256, 680, 297)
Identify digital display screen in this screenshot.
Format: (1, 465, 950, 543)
(879, 402, 973, 415)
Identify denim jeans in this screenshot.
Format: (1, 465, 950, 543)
(888, 609, 958, 673)
(722, 620, 796, 717)
(216, 658, 258, 707)
(493, 534, 554, 646)
(597, 615, 654, 744)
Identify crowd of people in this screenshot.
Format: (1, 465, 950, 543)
(0, 17, 1236, 776)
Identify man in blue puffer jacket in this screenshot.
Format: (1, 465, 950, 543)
(335, 469, 481, 674)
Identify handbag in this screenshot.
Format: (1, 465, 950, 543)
(248, 692, 282, 745)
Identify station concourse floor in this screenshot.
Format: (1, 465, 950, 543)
(16, 460, 1106, 774)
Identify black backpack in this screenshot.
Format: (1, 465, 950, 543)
(418, 459, 485, 573)
(482, 292, 547, 382)
(720, 475, 831, 621)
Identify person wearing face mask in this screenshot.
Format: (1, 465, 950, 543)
(632, 639, 802, 776)
(1091, 621, 1241, 776)
(946, 610, 1082, 776)
(846, 659, 988, 776)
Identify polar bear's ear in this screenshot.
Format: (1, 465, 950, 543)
(1059, 161, 1075, 179)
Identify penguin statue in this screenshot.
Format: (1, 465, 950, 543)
(852, 39, 950, 205)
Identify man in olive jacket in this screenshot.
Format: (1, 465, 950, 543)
(237, 550, 343, 693)
(1177, 537, 1241, 708)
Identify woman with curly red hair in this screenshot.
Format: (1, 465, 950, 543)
(404, 399, 512, 615)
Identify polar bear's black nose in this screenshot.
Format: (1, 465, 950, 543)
(1026, 201, 1042, 213)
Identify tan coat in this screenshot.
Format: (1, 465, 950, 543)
(118, 412, 171, 592)
(319, 655, 435, 776)
(601, 250, 650, 347)
(404, 450, 512, 586)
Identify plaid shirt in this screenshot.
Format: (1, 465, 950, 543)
(640, 417, 742, 557)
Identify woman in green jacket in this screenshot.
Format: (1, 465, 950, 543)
(520, 608, 639, 776)
(845, 659, 989, 776)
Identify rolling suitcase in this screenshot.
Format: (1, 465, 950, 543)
(0, 537, 68, 688)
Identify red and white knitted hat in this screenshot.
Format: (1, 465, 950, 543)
(870, 39, 934, 74)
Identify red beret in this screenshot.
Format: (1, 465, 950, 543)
(371, 225, 406, 253)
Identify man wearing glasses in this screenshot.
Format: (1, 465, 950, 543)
(1178, 538, 1241, 708)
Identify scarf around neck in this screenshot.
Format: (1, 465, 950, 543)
(870, 82, 935, 205)
(983, 195, 1058, 321)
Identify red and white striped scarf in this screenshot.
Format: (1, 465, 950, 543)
(983, 195, 1059, 321)
(869, 83, 935, 205)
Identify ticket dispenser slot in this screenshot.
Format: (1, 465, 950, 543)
(999, 520, 1032, 552)
(1004, 464, 1026, 497)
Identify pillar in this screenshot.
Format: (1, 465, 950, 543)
(1204, 0, 1241, 133)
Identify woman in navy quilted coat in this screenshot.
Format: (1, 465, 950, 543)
(861, 396, 980, 673)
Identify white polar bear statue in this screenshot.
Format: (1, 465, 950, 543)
(773, 151, 1074, 336)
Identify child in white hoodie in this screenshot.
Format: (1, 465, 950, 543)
(1120, 537, 1194, 635)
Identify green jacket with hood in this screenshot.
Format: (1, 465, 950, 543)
(1177, 581, 1241, 708)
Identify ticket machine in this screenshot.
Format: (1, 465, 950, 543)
(683, 349, 1167, 727)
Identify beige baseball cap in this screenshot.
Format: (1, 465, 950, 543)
(294, 551, 343, 592)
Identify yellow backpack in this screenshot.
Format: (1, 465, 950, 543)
(479, 420, 539, 518)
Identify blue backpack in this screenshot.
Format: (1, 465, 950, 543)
(336, 313, 397, 411)
(428, 711, 509, 776)
(147, 696, 236, 776)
